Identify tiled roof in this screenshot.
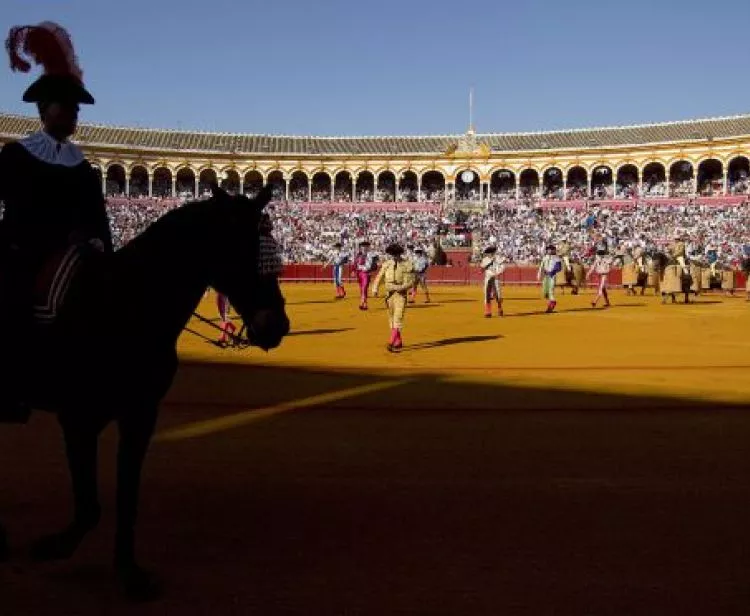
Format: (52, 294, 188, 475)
(1, 112, 749, 155)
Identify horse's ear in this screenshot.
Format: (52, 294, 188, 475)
(253, 185, 274, 210)
(210, 182, 229, 201)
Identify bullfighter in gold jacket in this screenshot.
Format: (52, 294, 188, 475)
(372, 243, 415, 352)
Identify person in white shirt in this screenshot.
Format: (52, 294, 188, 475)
(537, 245, 562, 313)
(325, 241, 348, 299)
(587, 245, 613, 308)
(409, 247, 431, 304)
(480, 246, 505, 317)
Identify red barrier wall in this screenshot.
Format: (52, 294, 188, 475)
(281, 265, 748, 289)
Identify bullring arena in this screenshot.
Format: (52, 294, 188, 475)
(3, 113, 750, 614)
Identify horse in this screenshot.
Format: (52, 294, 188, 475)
(554, 261, 584, 295)
(0, 184, 290, 600)
(659, 254, 693, 304)
(643, 252, 668, 296)
(431, 236, 448, 266)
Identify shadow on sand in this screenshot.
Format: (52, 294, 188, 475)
(3, 360, 750, 615)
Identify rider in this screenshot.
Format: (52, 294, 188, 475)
(0, 22, 112, 421)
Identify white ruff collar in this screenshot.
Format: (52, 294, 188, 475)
(20, 130, 85, 167)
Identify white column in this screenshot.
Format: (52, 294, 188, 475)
(351, 175, 355, 203)
(723, 170, 728, 195)
(562, 177, 567, 200)
(307, 179, 311, 202)
(101, 172, 106, 195)
(125, 175, 130, 197)
(285, 179, 290, 202)
(148, 173, 153, 197)
(171, 177, 176, 197)
(239, 176, 244, 195)
(374, 175, 379, 202)
(194, 176, 199, 197)
(692, 172, 698, 196)
(417, 176, 422, 202)
(638, 169, 643, 198)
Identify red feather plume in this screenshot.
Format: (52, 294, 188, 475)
(5, 22, 83, 82)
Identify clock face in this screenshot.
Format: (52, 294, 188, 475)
(461, 170, 475, 183)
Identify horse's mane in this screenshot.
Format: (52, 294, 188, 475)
(118, 197, 229, 259)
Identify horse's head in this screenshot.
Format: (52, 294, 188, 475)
(206, 183, 289, 351)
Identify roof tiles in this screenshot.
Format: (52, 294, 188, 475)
(1, 112, 749, 155)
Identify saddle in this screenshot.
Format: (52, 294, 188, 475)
(32, 242, 101, 326)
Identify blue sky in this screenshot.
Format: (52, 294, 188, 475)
(1, 0, 747, 136)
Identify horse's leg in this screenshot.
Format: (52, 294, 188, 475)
(114, 407, 161, 601)
(31, 414, 107, 561)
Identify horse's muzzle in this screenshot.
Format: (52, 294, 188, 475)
(245, 310, 290, 351)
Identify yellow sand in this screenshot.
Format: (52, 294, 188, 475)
(179, 285, 750, 406)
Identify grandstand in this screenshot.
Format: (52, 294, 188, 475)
(3, 111, 750, 273)
(1, 111, 749, 205)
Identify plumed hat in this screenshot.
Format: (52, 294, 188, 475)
(6, 22, 94, 104)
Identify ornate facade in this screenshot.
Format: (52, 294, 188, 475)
(2, 111, 750, 204)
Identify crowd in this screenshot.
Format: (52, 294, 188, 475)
(3, 194, 749, 266)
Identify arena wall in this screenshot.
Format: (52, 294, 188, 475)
(279, 265, 748, 289)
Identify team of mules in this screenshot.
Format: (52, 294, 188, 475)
(622, 253, 739, 303)
(1, 185, 290, 601)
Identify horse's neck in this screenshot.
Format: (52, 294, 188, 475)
(116, 209, 211, 343)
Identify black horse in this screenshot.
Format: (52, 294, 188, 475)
(0, 184, 289, 600)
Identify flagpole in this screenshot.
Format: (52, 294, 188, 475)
(469, 87, 474, 132)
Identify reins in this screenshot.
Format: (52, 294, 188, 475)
(190, 311, 247, 347)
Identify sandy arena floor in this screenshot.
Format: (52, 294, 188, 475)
(179, 284, 750, 409)
(2, 283, 750, 615)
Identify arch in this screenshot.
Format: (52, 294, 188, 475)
(105, 163, 126, 197)
(151, 167, 172, 198)
(355, 170, 375, 202)
(376, 170, 396, 202)
(455, 168, 480, 201)
(566, 166, 587, 200)
(591, 165, 614, 199)
(266, 170, 286, 202)
(489, 169, 516, 201)
(311, 171, 332, 202)
(542, 167, 563, 200)
(728, 156, 750, 194)
(420, 170, 445, 202)
(243, 170, 264, 197)
(220, 168, 241, 194)
(334, 170, 354, 202)
(129, 165, 149, 197)
(398, 170, 418, 202)
(289, 170, 309, 201)
(198, 168, 218, 197)
(175, 167, 196, 197)
(668, 160, 693, 197)
(519, 169, 540, 199)
(697, 158, 723, 196)
(641, 162, 666, 197)
(615, 164, 638, 198)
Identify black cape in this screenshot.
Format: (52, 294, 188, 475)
(0, 139, 113, 266)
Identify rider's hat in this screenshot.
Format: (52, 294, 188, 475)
(6, 22, 94, 104)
